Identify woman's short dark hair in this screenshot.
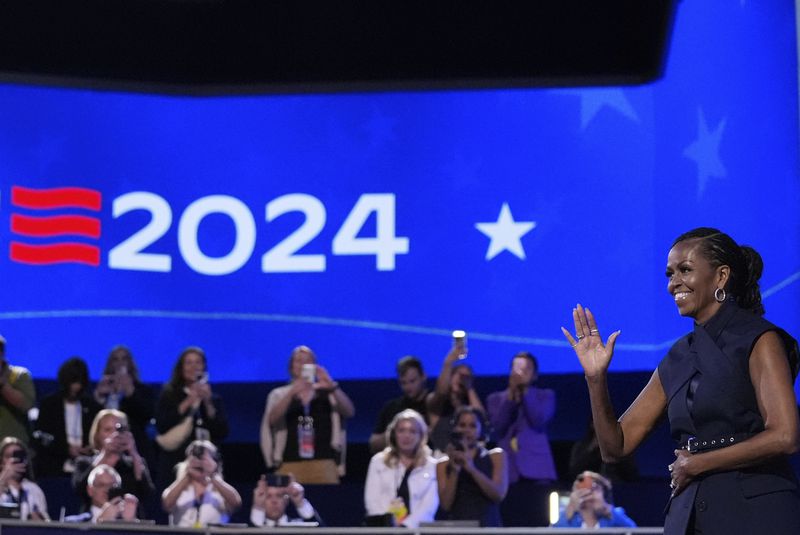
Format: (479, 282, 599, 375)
(167, 346, 207, 391)
(57, 357, 90, 395)
(672, 227, 764, 316)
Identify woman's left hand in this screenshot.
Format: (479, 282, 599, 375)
(314, 365, 338, 392)
(669, 449, 694, 496)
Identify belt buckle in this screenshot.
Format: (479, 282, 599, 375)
(686, 436, 697, 453)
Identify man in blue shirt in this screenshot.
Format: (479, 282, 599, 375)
(552, 470, 636, 529)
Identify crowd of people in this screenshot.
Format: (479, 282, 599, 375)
(0, 332, 571, 527)
(0, 227, 798, 535)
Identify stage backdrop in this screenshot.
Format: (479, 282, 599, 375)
(1, 1, 798, 385)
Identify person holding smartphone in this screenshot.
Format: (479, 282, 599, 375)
(93, 346, 155, 464)
(161, 440, 241, 527)
(250, 473, 322, 526)
(427, 334, 485, 456)
(155, 347, 228, 491)
(72, 409, 154, 515)
(436, 406, 508, 527)
(551, 471, 636, 529)
(486, 351, 556, 526)
(260, 345, 355, 484)
(64, 464, 139, 523)
(0, 437, 48, 521)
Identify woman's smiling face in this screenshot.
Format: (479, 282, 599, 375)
(666, 239, 728, 324)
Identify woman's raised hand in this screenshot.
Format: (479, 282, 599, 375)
(561, 304, 620, 378)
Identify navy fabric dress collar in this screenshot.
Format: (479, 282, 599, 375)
(694, 298, 737, 345)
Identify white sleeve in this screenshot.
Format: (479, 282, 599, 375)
(250, 507, 265, 526)
(25, 482, 49, 520)
(294, 499, 316, 520)
(364, 454, 386, 516)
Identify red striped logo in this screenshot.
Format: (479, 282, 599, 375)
(9, 186, 102, 266)
(11, 186, 101, 210)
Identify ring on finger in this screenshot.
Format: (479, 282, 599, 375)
(590, 329, 599, 335)
(669, 480, 676, 489)
(570, 342, 578, 348)
(668, 464, 673, 472)
(576, 334, 586, 340)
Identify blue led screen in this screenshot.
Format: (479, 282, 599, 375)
(1, 1, 798, 384)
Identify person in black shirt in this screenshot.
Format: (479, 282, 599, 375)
(260, 346, 355, 484)
(369, 356, 429, 454)
(154, 347, 228, 491)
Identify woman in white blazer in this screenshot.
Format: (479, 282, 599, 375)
(364, 409, 438, 528)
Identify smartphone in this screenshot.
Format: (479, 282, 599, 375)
(196, 372, 209, 385)
(301, 363, 316, 383)
(114, 422, 129, 434)
(452, 330, 467, 358)
(10, 449, 26, 463)
(266, 474, 290, 487)
(108, 486, 126, 501)
(449, 431, 465, 451)
(190, 444, 206, 459)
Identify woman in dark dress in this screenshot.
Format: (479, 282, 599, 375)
(562, 228, 800, 535)
(155, 347, 228, 491)
(436, 406, 508, 527)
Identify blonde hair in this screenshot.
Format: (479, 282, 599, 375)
(88, 409, 129, 451)
(383, 409, 431, 468)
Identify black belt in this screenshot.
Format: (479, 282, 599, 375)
(682, 433, 752, 453)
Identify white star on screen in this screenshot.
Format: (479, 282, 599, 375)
(560, 88, 639, 130)
(683, 107, 727, 198)
(475, 203, 536, 261)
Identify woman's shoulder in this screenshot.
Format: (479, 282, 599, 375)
(367, 450, 392, 470)
(267, 383, 293, 400)
(421, 455, 439, 469)
(21, 479, 44, 493)
(486, 446, 505, 457)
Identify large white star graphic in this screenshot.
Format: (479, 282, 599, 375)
(683, 107, 727, 198)
(475, 203, 536, 261)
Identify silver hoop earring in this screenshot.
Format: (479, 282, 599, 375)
(714, 288, 726, 302)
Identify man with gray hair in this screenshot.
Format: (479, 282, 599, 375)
(65, 464, 139, 522)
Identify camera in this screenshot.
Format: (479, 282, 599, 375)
(449, 431, 465, 451)
(190, 444, 206, 459)
(10, 449, 26, 463)
(108, 486, 126, 501)
(114, 422, 129, 434)
(266, 474, 290, 487)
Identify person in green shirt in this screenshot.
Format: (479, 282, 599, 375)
(0, 335, 36, 445)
